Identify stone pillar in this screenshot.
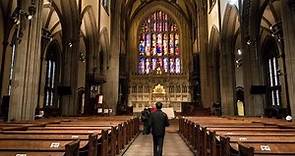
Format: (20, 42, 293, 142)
(242, 43, 265, 116)
(281, 0, 295, 117)
(61, 40, 80, 116)
(103, 0, 121, 114)
(241, 0, 265, 116)
(8, 0, 43, 121)
(219, 6, 237, 115)
(60, 0, 81, 116)
(197, 0, 210, 108)
(219, 52, 235, 115)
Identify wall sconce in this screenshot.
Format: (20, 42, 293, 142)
(18, 5, 36, 20)
(246, 39, 257, 47)
(80, 52, 86, 62)
(277, 69, 285, 76)
(246, 39, 252, 45)
(9, 5, 36, 46)
(42, 29, 53, 41)
(270, 22, 283, 43)
(28, 6, 37, 20)
(68, 42, 73, 47)
(236, 59, 242, 68)
(237, 49, 242, 55)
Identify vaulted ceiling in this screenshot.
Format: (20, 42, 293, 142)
(120, 0, 200, 30)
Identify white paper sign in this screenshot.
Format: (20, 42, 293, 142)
(260, 145, 271, 151)
(239, 137, 247, 141)
(97, 108, 103, 113)
(16, 154, 27, 156)
(50, 142, 60, 148)
(71, 135, 79, 139)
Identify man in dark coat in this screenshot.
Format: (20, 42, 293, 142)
(141, 107, 151, 134)
(149, 102, 169, 156)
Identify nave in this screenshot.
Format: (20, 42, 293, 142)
(123, 133, 194, 156)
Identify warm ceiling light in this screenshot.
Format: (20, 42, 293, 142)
(27, 15, 33, 20)
(237, 49, 242, 55)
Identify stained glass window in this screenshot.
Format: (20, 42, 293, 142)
(137, 11, 181, 74)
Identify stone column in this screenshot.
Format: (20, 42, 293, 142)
(61, 40, 80, 116)
(219, 6, 237, 115)
(103, 0, 121, 114)
(241, 0, 265, 116)
(197, 0, 210, 108)
(59, 0, 81, 116)
(219, 53, 235, 115)
(8, 0, 43, 121)
(281, 0, 295, 117)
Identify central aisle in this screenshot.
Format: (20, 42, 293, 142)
(123, 132, 194, 156)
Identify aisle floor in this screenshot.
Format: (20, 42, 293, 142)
(123, 132, 194, 156)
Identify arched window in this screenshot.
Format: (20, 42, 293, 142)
(45, 43, 58, 107)
(264, 38, 281, 107)
(268, 57, 280, 106)
(137, 11, 181, 75)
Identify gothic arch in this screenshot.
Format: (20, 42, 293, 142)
(128, 1, 192, 74)
(42, 34, 63, 83)
(81, 5, 100, 75)
(259, 0, 291, 115)
(38, 40, 62, 116)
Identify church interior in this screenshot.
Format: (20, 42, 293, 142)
(1, 0, 295, 155)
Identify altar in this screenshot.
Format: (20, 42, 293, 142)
(129, 79, 191, 113)
(151, 84, 169, 107)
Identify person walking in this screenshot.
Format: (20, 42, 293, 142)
(141, 107, 151, 134)
(149, 102, 169, 156)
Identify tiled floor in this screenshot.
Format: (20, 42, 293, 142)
(123, 132, 194, 156)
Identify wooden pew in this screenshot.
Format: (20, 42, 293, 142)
(28, 126, 116, 156)
(238, 142, 295, 156)
(1, 129, 108, 156)
(0, 139, 80, 156)
(0, 133, 99, 156)
(218, 134, 295, 156)
(182, 116, 295, 156)
(0, 116, 137, 156)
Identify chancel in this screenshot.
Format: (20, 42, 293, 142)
(0, 0, 295, 155)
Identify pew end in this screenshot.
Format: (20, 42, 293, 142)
(238, 142, 254, 156)
(65, 139, 80, 156)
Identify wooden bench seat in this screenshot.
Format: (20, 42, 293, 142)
(218, 134, 295, 156)
(180, 117, 295, 156)
(45, 121, 133, 150)
(239, 142, 295, 156)
(26, 126, 117, 156)
(0, 151, 66, 156)
(0, 139, 80, 156)
(0, 116, 139, 156)
(0, 133, 90, 140)
(0, 132, 101, 156)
